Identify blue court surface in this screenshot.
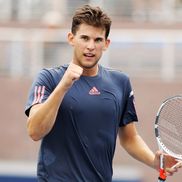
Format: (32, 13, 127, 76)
(0, 176, 36, 182)
(0, 176, 141, 182)
(0, 161, 142, 182)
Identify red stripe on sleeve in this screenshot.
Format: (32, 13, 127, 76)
(39, 86, 45, 103)
(32, 86, 38, 105)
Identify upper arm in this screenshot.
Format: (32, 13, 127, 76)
(118, 122, 138, 147)
(119, 77, 138, 127)
(25, 69, 54, 117)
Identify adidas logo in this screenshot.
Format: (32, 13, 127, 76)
(89, 86, 100, 95)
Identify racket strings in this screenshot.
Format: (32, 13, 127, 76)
(158, 97, 182, 155)
(160, 127, 182, 154)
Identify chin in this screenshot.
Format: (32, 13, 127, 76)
(81, 62, 98, 69)
(79, 58, 98, 68)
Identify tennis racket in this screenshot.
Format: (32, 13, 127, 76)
(154, 95, 182, 182)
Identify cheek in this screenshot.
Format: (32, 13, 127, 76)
(76, 42, 85, 51)
(74, 43, 83, 53)
(96, 45, 105, 54)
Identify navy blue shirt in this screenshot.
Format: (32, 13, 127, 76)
(25, 65, 138, 182)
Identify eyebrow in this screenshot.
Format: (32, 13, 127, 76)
(80, 35, 89, 38)
(95, 37, 104, 41)
(80, 34, 104, 41)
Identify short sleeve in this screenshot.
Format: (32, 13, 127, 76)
(119, 78, 138, 127)
(25, 69, 55, 117)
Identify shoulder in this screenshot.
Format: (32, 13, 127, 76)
(37, 64, 68, 82)
(39, 64, 68, 77)
(101, 66, 130, 82)
(31, 64, 68, 88)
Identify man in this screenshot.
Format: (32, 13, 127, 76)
(25, 4, 179, 182)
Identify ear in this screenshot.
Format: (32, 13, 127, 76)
(67, 32, 74, 46)
(103, 39, 110, 51)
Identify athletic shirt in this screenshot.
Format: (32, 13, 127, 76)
(25, 64, 138, 182)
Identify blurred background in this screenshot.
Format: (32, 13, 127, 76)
(0, 0, 182, 182)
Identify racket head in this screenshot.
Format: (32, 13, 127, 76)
(155, 95, 182, 160)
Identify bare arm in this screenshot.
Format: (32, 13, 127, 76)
(118, 122, 155, 168)
(27, 63, 83, 141)
(118, 122, 179, 175)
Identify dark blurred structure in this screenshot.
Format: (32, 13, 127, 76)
(0, 1, 182, 182)
(0, 0, 182, 80)
(1, 0, 182, 26)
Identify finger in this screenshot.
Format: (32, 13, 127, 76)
(72, 69, 83, 76)
(171, 161, 182, 169)
(165, 167, 178, 176)
(163, 154, 177, 167)
(69, 63, 83, 74)
(72, 73, 82, 81)
(156, 150, 163, 157)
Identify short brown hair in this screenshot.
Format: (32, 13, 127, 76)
(71, 5, 112, 39)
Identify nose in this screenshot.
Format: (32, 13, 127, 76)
(87, 40, 95, 50)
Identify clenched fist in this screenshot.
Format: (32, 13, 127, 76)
(60, 63, 83, 91)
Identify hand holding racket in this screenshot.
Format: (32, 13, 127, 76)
(154, 95, 182, 181)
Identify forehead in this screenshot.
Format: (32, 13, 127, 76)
(76, 23, 106, 38)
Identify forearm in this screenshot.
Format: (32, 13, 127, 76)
(27, 63, 83, 141)
(122, 134, 155, 169)
(27, 83, 67, 141)
(119, 124, 156, 169)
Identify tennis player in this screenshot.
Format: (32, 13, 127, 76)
(25, 4, 180, 182)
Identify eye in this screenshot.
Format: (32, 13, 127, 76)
(81, 35, 89, 41)
(95, 38, 103, 43)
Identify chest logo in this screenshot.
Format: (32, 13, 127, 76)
(89, 86, 100, 95)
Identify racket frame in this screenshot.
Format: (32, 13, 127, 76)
(154, 95, 182, 181)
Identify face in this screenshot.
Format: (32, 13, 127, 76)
(68, 23, 110, 70)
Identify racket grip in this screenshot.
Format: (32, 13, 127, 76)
(158, 179, 166, 182)
(158, 168, 166, 181)
(158, 180, 165, 182)
(158, 154, 166, 182)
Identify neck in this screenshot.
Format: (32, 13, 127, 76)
(82, 65, 99, 77)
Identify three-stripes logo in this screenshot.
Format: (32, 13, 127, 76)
(89, 86, 100, 95)
(32, 86, 45, 105)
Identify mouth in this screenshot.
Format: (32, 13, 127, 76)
(83, 53, 95, 58)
